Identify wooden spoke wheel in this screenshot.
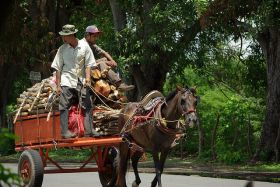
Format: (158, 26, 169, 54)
(18, 150, 44, 187)
(98, 147, 119, 187)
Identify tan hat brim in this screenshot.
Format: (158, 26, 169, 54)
(59, 29, 78, 36)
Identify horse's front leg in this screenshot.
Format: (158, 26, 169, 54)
(131, 151, 143, 187)
(151, 150, 169, 187)
(151, 152, 161, 187)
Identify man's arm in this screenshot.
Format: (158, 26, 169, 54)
(84, 43, 96, 87)
(85, 66, 91, 87)
(55, 70, 62, 95)
(51, 47, 63, 95)
(94, 44, 117, 67)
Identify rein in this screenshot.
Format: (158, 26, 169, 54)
(154, 102, 184, 135)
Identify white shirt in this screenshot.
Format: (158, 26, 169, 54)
(51, 39, 96, 88)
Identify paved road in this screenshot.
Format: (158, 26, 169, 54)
(2, 163, 279, 187)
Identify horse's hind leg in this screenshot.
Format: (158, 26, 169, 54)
(131, 151, 143, 187)
(116, 142, 130, 187)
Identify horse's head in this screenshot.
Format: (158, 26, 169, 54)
(176, 86, 199, 128)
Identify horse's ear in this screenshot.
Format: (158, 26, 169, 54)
(176, 85, 184, 92)
(190, 86, 197, 94)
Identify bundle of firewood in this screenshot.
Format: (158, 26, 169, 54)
(14, 77, 58, 120)
(93, 105, 121, 135)
(91, 58, 128, 109)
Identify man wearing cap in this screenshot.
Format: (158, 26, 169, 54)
(81, 25, 135, 91)
(51, 24, 100, 139)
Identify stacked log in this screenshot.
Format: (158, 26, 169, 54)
(14, 58, 128, 135)
(93, 105, 121, 135)
(92, 58, 128, 109)
(14, 77, 58, 119)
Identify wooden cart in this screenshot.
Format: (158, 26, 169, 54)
(14, 112, 122, 187)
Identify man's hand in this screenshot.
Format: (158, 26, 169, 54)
(106, 60, 117, 68)
(57, 86, 62, 96)
(84, 78, 91, 87)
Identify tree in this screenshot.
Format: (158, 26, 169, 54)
(0, 0, 72, 127)
(108, 0, 279, 161)
(253, 0, 280, 161)
(0, 0, 279, 161)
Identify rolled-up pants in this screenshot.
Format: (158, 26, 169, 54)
(98, 61, 121, 86)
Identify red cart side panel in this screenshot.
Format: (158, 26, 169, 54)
(14, 112, 61, 146)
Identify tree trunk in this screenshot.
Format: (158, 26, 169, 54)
(275, 119, 280, 162)
(197, 118, 205, 157)
(247, 114, 252, 156)
(0, 62, 18, 128)
(231, 117, 238, 147)
(0, 0, 71, 128)
(56, 0, 70, 30)
(254, 28, 280, 161)
(211, 113, 220, 160)
(109, 0, 126, 32)
(0, 0, 15, 36)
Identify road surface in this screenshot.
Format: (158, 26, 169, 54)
(2, 163, 279, 187)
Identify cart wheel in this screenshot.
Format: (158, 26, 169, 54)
(98, 147, 119, 187)
(18, 149, 44, 187)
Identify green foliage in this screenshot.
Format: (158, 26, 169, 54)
(0, 129, 16, 156)
(0, 164, 21, 187)
(164, 65, 265, 164)
(69, 0, 116, 58)
(116, 0, 199, 70)
(193, 0, 209, 17)
(0, 129, 21, 186)
(48, 149, 92, 162)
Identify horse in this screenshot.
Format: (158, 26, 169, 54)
(115, 86, 199, 187)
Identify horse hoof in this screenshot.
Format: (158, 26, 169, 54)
(132, 181, 139, 187)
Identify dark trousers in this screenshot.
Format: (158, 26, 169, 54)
(59, 84, 93, 135)
(99, 61, 121, 86)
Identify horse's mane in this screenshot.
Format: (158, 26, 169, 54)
(165, 86, 190, 102)
(165, 90, 177, 102)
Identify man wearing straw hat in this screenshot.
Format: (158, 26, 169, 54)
(51, 24, 100, 139)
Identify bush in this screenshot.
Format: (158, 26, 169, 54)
(0, 129, 16, 156)
(0, 129, 21, 186)
(0, 164, 21, 187)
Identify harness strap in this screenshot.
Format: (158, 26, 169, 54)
(154, 103, 183, 135)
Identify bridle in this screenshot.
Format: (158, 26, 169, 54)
(177, 89, 197, 117)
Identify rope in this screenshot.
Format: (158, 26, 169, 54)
(89, 85, 130, 105)
(89, 85, 184, 123)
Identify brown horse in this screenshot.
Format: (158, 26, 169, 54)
(115, 86, 199, 187)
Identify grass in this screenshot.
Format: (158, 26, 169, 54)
(240, 163, 280, 172)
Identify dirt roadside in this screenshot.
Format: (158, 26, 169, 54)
(136, 159, 280, 183)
